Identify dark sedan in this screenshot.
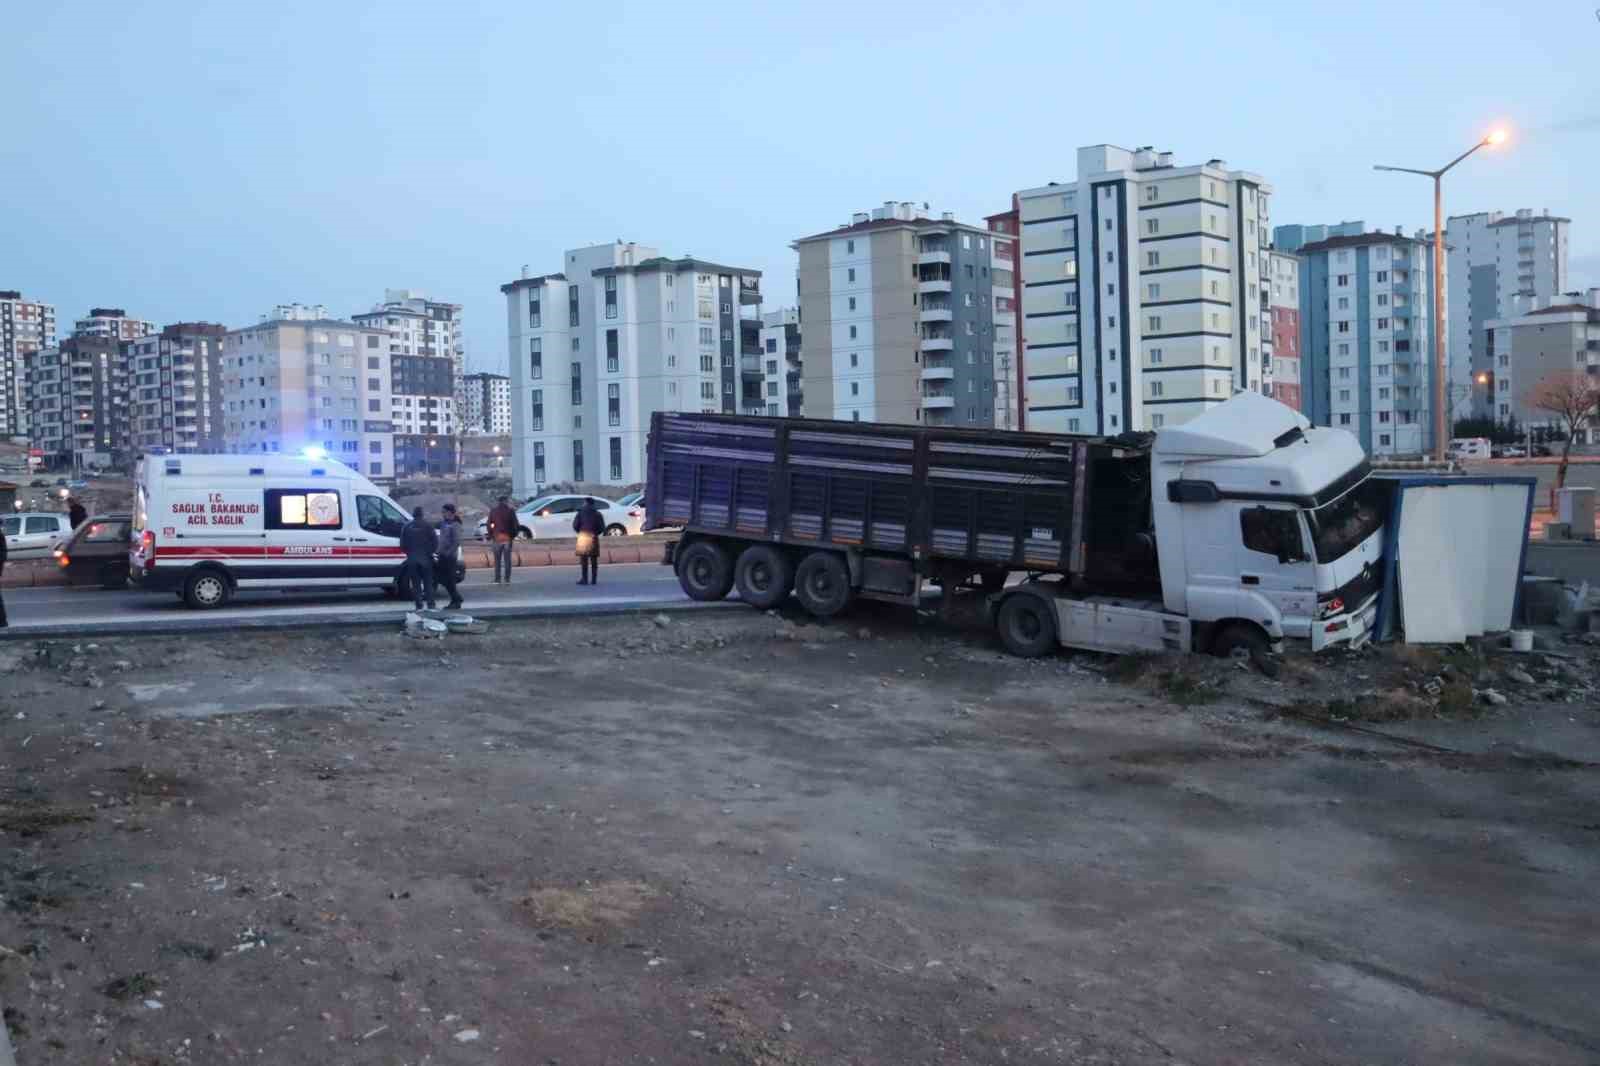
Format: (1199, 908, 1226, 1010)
(52, 512, 132, 588)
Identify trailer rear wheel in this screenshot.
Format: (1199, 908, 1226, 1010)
(996, 594, 1056, 657)
(734, 544, 793, 609)
(794, 551, 851, 618)
(677, 540, 734, 601)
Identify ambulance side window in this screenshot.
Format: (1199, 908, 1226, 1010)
(357, 495, 405, 538)
(266, 489, 342, 530)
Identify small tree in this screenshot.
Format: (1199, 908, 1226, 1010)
(1525, 371, 1600, 489)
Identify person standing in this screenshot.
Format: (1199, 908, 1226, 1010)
(573, 497, 604, 586)
(67, 497, 87, 530)
(400, 506, 438, 610)
(433, 503, 465, 610)
(487, 495, 517, 585)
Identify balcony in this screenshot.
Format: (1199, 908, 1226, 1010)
(921, 393, 955, 410)
(920, 305, 953, 323)
(921, 336, 954, 352)
(917, 249, 951, 266)
(921, 366, 954, 382)
(918, 278, 952, 295)
(741, 354, 763, 377)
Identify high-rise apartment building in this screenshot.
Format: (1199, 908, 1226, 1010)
(1483, 289, 1600, 436)
(1274, 221, 1438, 456)
(1267, 250, 1303, 411)
(28, 335, 127, 469)
(462, 371, 511, 435)
(1, 290, 56, 439)
(794, 202, 998, 427)
(1442, 209, 1571, 418)
(73, 308, 156, 341)
(126, 323, 227, 454)
(985, 204, 1023, 429)
(387, 354, 456, 475)
(221, 315, 394, 478)
(501, 242, 762, 494)
(1015, 146, 1273, 435)
(756, 309, 802, 417)
(354, 289, 466, 418)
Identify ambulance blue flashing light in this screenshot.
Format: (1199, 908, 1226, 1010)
(302, 446, 327, 460)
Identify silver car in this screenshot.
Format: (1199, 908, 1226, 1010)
(3, 512, 74, 559)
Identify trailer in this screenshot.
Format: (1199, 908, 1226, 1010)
(645, 392, 1386, 657)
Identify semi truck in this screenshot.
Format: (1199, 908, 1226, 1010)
(645, 391, 1386, 658)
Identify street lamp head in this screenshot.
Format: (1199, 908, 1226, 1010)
(1476, 372, 1490, 384)
(1485, 128, 1508, 146)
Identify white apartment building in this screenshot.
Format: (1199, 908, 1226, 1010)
(1485, 289, 1600, 437)
(221, 316, 394, 478)
(756, 308, 801, 417)
(1, 289, 55, 439)
(269, 303, 330, 322)
(501, 242, 762, 494)
(1444, 209, 1571, 417)
(74, 308, 156, 341)
(795, 202, 999, 427)
(1016, 145, 1273, 435)
(354, 289, 466, 409)
(462, 371, 511, 435)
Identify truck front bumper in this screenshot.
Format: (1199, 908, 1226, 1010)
(1313, 594, 1379, 651)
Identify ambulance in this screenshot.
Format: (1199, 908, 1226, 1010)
(129, 452, 421, 609)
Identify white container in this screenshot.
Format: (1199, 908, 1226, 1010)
(1508, 629, 1533, 653)
(1556, 487, 1595, 539)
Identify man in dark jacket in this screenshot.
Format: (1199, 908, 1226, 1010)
(487, 496, 518, 585)
(573, 497, 604, 586)
(0, 519, 8, 628)
(399, 506, 438, 610)
(433, 503, 464, 610)
(67, 497, 87, 529)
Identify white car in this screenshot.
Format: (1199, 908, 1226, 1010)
(475, 495, 641, 540)
(3, 512, 73, 559)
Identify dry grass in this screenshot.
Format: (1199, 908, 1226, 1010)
(518, 880, 654, 929)
(0, 803, 93, 837)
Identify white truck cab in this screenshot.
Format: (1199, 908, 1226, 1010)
(1153, 393, 1384, 653)
(129, 453, 416, 608)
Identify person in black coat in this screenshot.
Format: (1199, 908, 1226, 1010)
(573, 498, 604, 586)
(67, 497, 87, 530)
(399, 506, 438, 610)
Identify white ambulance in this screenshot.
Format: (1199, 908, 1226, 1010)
(129, 452, 425, 608)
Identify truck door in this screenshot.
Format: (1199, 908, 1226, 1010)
(1238, 505, 1315, 637)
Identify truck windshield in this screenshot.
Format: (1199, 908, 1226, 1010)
(1306, 475, 1386, 563)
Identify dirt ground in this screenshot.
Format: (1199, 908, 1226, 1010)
(2, 608, 1598, 1065)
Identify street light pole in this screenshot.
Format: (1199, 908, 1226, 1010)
(1375, 130, 1505, 462)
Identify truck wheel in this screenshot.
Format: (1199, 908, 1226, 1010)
(793, 552, 851, 618)
(997, 594, 1056, 657)
(734, 544, 793, 609)
(677, 540, 734, 601)
(1212, 622, 1269, 660)
(183, 568, 231, 610)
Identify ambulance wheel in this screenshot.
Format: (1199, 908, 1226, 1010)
(996, 594, 1056, 658)
(183, 568, 231, 610)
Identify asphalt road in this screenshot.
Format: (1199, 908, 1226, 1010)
(0, 561, 695, 637)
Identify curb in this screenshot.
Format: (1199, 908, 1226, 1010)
(0, 598, 744, 641)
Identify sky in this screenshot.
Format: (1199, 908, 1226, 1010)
(3, 0, 1596, 374)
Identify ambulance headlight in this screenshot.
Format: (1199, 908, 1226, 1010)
(302, 446, 327, 460)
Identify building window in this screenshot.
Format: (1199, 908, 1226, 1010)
(1339, 389, 1351, 401)
(571, 362, 582, 405)
(846, 239, 855, 253)
(766, 337, 777, 353)
(608, 383, 620, 427)
(568, 284, 580, 327)
(606, 329, 619, 373)
(1147, 315, 1162, 331)
(1377, 318, 1389, 330)
(366, 335, 379, 349)
(1377, 294, 1389, 306)
(847, 268, 856, 283)
(1378, 411, 1391, 423)
(605, 275, 617, 319)
(849, 325, 857, 339)
(529, 295, 541, 328)
(1149, 347, 1163, 364)
(1338, 343, 1350, 356)
(533, 442, 545, 481)
(609, 437, 622, 480)
(1337, 297, 1349, 310)
(1338, 367, 1351, 380)
(530, 390, 543, 431)
(1148, 283, 1161, 300)
(572, 441, 584, 481)
(851, 382, 859, 396)
(1146, 251, 1160, 267)
(1152, 413, 1165, 427)
(1337, 321, 1350, 334)
(850, 353, 858, 368)
(1145, 219, 1159, 235)
(1336, 274, 1349, 286)
(1150, 380, 1164, 397)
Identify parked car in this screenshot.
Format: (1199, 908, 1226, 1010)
(615, 490, 644, 509)
(2, 511, 73, 559)
(1496, 445, 1528, 458)
(472, 494, 640, 540)
(28, 478, 47, 488)
(1531, 443, 1554, 457)
(52, 512, 132, 588)
(1447, 437, 1491, 460)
